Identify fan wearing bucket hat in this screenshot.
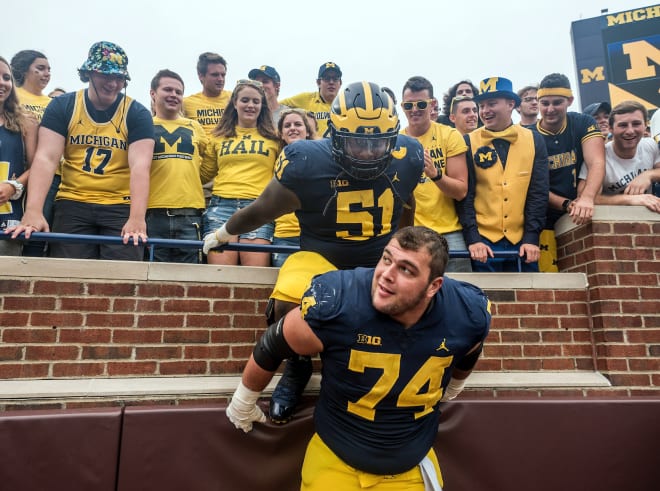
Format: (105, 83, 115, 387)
(456, 76, 549, 272)
(8, 41, 155, 260)
(536, 72, 605, 272)
(279, 62, 342, 137)
(248, 65, 290, 125)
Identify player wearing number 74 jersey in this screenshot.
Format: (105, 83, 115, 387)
(204, 81, 424, 423)
(226, 226, 491, 490)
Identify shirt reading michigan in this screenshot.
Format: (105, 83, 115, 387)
(207, 127, 279, 199)
(15, 87, 51, 122)
(275, 137, 423, 269)
(302, 268, 490, 475)
(183, 91, 231, 136)
(536, 112, 603, 226)
(57, 91, 134, 204)
(279, 91, 332, 137)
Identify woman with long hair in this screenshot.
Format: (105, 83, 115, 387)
(0, 56, 37, 255)
(202, 79, 279, 266)
(271, 108, 315, 267)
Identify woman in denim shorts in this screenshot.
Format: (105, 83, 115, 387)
(203, 79, 280, 266)
(271, 108, 316, 267)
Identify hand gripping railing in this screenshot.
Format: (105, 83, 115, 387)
(1, 231, 523, 270)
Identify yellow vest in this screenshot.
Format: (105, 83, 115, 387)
(468, 126, 534, 243)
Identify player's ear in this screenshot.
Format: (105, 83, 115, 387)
(427, 277, 443, 297)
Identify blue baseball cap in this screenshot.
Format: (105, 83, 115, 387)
(318, 62, 342, 79)
(248, 65, 280, 83)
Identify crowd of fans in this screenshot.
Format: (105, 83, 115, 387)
(1, 41, 659, 271)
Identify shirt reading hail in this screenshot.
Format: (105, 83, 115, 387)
(208, 126, 279, 199)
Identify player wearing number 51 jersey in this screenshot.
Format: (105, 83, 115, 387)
(204, 81, 424, 423)
(275, 134, 421, 269)
(9, 41, 154, 260)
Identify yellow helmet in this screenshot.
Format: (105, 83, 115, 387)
(328, 81, 399, 180)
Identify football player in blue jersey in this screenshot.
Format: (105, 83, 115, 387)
(204, 81, 424, 423)
(226, 226, 491, 490)
(536, 73, 605, 272)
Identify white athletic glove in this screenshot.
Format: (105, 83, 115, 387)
(441, 378, 466, 401)
(226, 381, 267, 433)
(202, 224, 233, 255)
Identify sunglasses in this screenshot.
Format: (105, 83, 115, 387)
(450, 96, 474, 114)
(235, 78, 263, 88)
(401, 99, 433, 111)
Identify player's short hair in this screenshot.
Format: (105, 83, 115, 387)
(402, 76, 434, 98)
(10, 49, 47, 86)
(450, 96, 475, 115)
(382, 86, 397, 105)
(392, 226, 449, 280)
(539, 73, 570, 89)
(517, 84, 538, 99)
(150, 69, 184, 91)
(441, 79, 478, 116)
(197, 52, 227, 76)
(609, 100, 647, 128)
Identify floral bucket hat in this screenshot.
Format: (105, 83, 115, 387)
(78, 41, 130, 80)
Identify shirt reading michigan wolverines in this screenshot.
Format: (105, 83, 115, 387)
(41, 90, 153, 204)
(301, 268, 490, 475)
(275, 136, 423, 269)
(279, 91, 332, 137)
(183, 91, 231, 135)
(15, 86, 51, 122)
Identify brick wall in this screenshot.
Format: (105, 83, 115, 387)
(556, 205, 660, 394)
(0, 206, 658, 408)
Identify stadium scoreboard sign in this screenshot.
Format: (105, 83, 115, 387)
(571, 4, 659, 113)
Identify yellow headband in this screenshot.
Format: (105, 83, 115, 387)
(537, 88, 573, 99)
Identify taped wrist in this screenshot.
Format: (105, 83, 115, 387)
(455, 342, 483, 371)
(253, 318, 296, 371)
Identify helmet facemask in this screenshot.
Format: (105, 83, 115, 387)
(330, 129, 399, 180)
(329, 81, 400, 180)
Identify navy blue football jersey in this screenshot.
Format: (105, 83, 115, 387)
(536, 112, 602, 227)
(274, 136, 423, 269)
(301, 268, 491, 474)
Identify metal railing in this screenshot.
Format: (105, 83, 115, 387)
(1, 231, 523, 270)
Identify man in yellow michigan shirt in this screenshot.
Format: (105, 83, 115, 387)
(279, 62, 342, 137)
